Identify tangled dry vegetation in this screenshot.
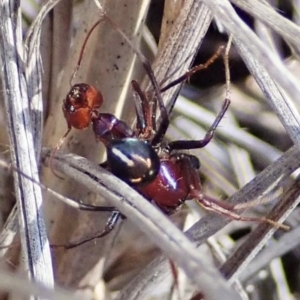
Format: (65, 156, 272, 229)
(1, 0, 300, 299)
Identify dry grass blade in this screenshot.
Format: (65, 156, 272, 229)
(231, 0, 300, 50)
(0, 205, 18, 258)
(220, 175, 300, 283)
(25, 0, 62, 157)
(235, 41, 300, 150)
(240, 225, 300, 282)
(0, 0, 53, 293)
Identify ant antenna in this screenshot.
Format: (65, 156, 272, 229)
(160, 45, 225, 93)
(69, 19, 104, 86)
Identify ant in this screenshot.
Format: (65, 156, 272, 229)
(52, 17, 287, 249)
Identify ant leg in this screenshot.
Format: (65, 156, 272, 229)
(166, 37, 233, 151)
(131, 80, 155, 138)
(151, 45, 224, 146)
(167, 97, 230, 151)
(9, 161, 124, 246)
(51, 211, 123, 250)
(152, 45, 226, 146)
(132, 84, 145, 134)
(160, 45, 225, 93)
(191, 190, 289, 230)
(76, 203, 117, 212)
(177, 157, 288, 231)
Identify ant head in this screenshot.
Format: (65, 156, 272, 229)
(63, 83, 103, 130)
(51, 83, 103, 178)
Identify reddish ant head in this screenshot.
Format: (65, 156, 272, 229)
(63, 83, 103, 130)
(51, 84, 103, 178)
